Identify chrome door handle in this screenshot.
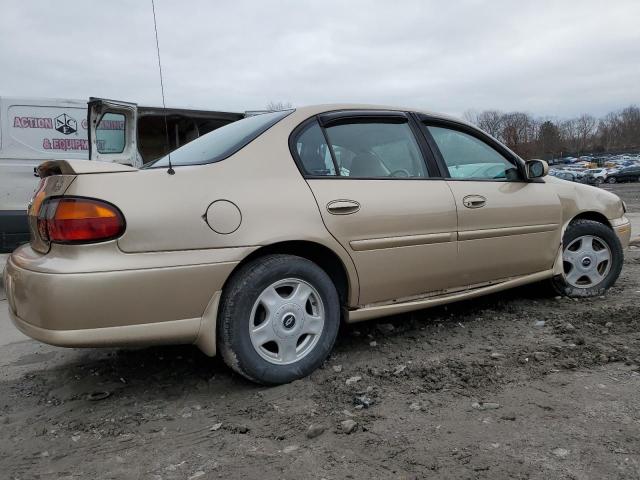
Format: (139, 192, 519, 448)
(327, 199, 360, 215)
(462, 195, 486, 209)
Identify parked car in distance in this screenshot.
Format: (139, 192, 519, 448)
(606, 165, 640, 183)
(554, 170, 579, 182)
(584, 168, 608, 184)
(3, 105, 632, 385)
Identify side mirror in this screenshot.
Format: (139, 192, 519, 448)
(526, 159, 549, 179)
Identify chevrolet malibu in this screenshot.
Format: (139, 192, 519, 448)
(3, 105, 631, 384)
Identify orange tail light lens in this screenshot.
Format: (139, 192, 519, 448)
(37, 197, 125, 243)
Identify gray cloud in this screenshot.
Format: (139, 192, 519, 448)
(1, 0, 638, 118)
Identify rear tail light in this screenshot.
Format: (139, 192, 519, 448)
(37, 197, 125, 243)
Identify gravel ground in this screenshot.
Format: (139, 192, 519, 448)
(1, 184, 640, 479)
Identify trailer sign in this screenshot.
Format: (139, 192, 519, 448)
(54, 113, 77, 135)
(7, 105, 88, 156)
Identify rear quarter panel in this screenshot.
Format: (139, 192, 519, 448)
(62, 112, 360, 303)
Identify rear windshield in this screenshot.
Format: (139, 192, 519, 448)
(146, 110, 292, 168)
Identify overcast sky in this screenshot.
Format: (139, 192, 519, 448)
(1, 0, 638, 118)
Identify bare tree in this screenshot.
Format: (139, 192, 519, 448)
(462, 109, 479, 124)
(476, 110, 504, 139)
(453, 105, 639, 158)
(619, 106, 640, 149)
(501, 112, 536, 156)
(538, 120, 562, 158)
(266, 101, 293, 111)
(575, 114, 597, 154)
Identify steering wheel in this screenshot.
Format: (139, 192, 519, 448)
(390, 169, 411, 178)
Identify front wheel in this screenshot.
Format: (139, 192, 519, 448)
(551, 219, 623, 297)
(606, 177, 617, 184)
(218, 254, 340, 385)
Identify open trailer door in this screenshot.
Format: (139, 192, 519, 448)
(88, 97, 141, 167)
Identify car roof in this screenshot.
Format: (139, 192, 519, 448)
(283, 104, 519, 159)
(290, 104, 469, 126)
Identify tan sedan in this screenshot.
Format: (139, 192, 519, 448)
(3, 105, 631, 384)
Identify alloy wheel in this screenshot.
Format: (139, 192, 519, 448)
(249, 278, 325, 365)
(562, 235, 612, 288)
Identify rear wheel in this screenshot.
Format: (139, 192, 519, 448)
(551, 219, 623, 297)
(218, 254, 340, 385)
(606, 176, 617, 184)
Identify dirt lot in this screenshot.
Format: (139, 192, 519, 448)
(1, 184, 639, 479)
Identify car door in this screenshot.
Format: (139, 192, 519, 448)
(625, 167, 640, 181)
(292, 110, 459, 305)
(88, 98, 140, 167)
(417, 116, 563, 286)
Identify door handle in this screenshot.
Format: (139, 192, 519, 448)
(327, 199, 360, 215)
(462, 195, 486, 209)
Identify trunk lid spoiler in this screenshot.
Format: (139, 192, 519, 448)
(36, 159, 138, 178)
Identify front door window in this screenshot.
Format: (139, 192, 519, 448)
(427, 126, 519, 180)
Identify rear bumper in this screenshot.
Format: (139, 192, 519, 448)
(3, 244, 254, 354)
(0, 210, 29, 253)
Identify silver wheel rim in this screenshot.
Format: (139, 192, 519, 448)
(562, 235, 612, 288)
(249, 278, 325, 365)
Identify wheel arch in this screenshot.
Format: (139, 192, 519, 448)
(227, 240, 357, 309)
(569, 211, 611, 228)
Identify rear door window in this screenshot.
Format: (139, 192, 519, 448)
(323, 121, 428, 178)
(295, 121, 336, 176)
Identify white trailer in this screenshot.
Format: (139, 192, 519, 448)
(0, 97, 242, 252)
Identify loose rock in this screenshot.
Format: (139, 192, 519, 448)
(341, 419, 358, 434)
(393, 365, 407, 375)
(533, 351, 549, 362)
(377, 323, 395, 334)
(552, 447, 569, 459)
(346, 376, 362, 386)
(305, 424, 325, 439)
(354, 395, 374, 408)
(471, 402, 501, 411)
(283, 445, 299, 454)
(332, 365, 343, 373)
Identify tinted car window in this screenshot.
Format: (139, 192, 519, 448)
(148, 110, 292, 168)
(427, 126, 519, 180)
(323, 122, 428, 178)
(295, 121, 336, 176)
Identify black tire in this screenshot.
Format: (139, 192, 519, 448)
(606, 177, 617, 184)
(217, 254, 340, 385)
(551, 219, 623, 297)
